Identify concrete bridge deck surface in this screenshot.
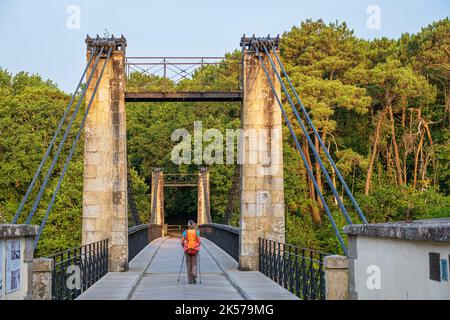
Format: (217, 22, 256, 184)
(77, 237, 299, 300)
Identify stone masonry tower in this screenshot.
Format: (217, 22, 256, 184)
(150, 168, 165, 225)
(82, 36, 129, 272)
(239, 37, 285, 270)
(197, 167, 212, 225)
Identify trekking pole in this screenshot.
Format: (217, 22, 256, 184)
(198, 252, 202, 284)
(177, 252, 185, 283)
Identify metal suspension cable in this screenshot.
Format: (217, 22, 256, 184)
(268, 46, 368, 224)
(25, 47, 105, 225)
(202, 172, 212, 223)
(34, 47, 113, 250)
(260, 43, 353, 226)
(11, 48, 98, 224)
(151, 172, 159, 223)
(127, 162, 142, 226)
(252, 41, 348, 255)
(223, 165, 240, 225)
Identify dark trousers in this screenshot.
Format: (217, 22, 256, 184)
(185, 253, 198, 282)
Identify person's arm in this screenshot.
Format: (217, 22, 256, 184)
(181, 230, 186, 247)
(196, 230, 201, 246)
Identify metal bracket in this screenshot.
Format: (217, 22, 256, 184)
(240, 34, 280, 52)
(86, 34, 127, 53)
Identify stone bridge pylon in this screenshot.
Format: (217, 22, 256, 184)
(239, 38, 285, 270)
(82, 37, 129, 272)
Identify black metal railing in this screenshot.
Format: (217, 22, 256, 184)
(128, 224, 163, 261)
(199, 223, 239, 261)
(259, 238, 328, 300)
(48, 239, 108, 300)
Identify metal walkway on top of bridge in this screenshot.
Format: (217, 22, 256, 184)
(77, 237, 298, 300)
(125, 91, 243, 102)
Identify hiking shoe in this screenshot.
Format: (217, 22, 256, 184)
(192, 276, 197, 284)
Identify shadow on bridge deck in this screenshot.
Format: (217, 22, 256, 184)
(77, 237, 298, 300)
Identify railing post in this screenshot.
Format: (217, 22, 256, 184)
(32, 258, 53, 300)
(288, 245, 293, 293)
(82, 246, 87, 291)
(258, 238, 262, 272)
(300, 249, 307, 299)
(324, 255, 349, 300)
(282, 243, 288, 289)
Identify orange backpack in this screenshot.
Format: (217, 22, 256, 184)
(184, 229, 200, 255)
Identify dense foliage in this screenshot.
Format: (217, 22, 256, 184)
(0, 19, 448, 256)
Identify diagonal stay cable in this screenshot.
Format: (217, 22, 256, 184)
(252, 40, 348, 255)
(202, 171, 212, 223)
(151, 172, 159, 223)
(269, 46, 368, 224)
(127, 160, 142, 226)
(12, 48, 98, 224)
(33, 47, 113, 250)
(25, 47, 105, 224)
(260, 42, 353, 225)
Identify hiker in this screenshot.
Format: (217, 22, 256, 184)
(181, 220, 201, 284)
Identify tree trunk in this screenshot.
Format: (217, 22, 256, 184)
(314, 134, 323, 207)
(446, 94, 450, 130)
(413, 131, 425, 189)
(403, 137, 408, 184)
(388, 104, 404, 186)
(386, 143, 396, 186)
(401, 96, 407, 128)
(365, 109, 387, 195)
(423, 121, 436, 185)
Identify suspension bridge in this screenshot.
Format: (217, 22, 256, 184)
(5, 34, 369, 300)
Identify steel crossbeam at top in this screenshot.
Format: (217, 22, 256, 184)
(164, 174, 198, 187)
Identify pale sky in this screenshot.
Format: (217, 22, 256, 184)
(0, 0, 448, 92)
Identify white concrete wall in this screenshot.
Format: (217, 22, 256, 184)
(0, 237, 33, 300)
(353, 236, 450, 299)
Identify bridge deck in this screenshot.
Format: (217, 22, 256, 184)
(125, 91, 243, 102)
(77, 237, 298, 300)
